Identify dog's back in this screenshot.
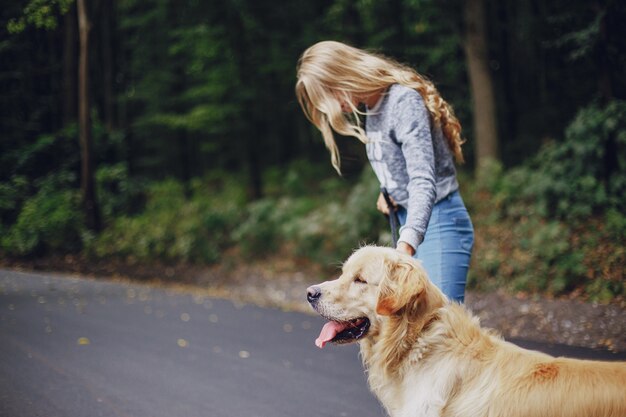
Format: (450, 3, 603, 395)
(429, 304, 626, 417)
(487, 354, 626, 417)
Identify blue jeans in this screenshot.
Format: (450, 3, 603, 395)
(396, 191, 474, 303)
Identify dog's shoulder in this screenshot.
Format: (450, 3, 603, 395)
(423, 303, 503, 359)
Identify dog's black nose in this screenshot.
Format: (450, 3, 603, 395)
(307, 286, 321, 304)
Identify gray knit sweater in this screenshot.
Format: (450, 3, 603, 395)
(365, 83, 459, 249)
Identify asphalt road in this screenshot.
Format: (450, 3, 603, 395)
(1, 270, 624, 417)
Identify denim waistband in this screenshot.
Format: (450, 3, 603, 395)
(437, 190, 459, 204)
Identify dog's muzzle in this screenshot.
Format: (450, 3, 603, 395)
(307, 285, 321, 305)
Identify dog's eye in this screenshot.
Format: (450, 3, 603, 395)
(354, 276, 367, 284)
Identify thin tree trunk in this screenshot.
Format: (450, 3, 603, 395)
(464, 0, 499, 168)
(77, 0, 101, 232)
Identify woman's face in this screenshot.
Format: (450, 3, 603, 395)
(333, 89, 382, 112)
(333, 91, 359, 113)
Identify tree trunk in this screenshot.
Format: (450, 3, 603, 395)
(464, 0, 499, 168)
(77, 0, 101, 232)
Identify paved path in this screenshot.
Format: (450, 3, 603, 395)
(1, 270, 624, 417)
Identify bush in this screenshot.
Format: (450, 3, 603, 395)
(262, 159, 336, 198)
(92, 177, 243, 264)
(232, 197, 298, 257)
(96, 163, 147, 221)
(466, 101, 626, 301)
(283, 168, 387, 265)
(0, 175, 29, 225)
(492, 100, 626, 221)
(230, 167, 387, 264)
(1, 187, 84, 256)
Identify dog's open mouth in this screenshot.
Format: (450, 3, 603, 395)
(315, 317, 370, 348)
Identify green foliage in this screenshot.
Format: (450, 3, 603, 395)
(0, 123, 85, 257)
(3, 127, 80, 186)
(605, 208, 626, 241)
(1, 186, 84, 256)
(232, 162, 385, 262)
(89, 163, 387, 267)
(96, 163, 146, 221)
(467, 101, 626, 300)
(282, 168, 386, 264)
(232, 197, 296, 258)
(92, 177, 244, 264)
(491, 101, 626, 220)
(6, 0, 73, 33)
(0, 176, 29, 222)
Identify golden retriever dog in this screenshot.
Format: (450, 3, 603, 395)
(306, 246, 626, 417)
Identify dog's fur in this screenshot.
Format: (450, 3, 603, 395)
(308, 246, 626, 417)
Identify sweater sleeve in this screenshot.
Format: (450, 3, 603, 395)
(391, 90, 437, 250)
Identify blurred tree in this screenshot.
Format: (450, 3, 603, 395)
(77, 0, 101, 231)
(117, 0, 242, 183)
(3, 0, 101, 231)
(115, 0, 336, 196)
(464, 0, 499, 168)
(487, 0, 626, 165)
(2, 0, 626, 245)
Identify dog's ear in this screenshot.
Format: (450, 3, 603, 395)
(376, 257, 426, 316)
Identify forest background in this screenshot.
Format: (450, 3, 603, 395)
(1, 0, 625, 302)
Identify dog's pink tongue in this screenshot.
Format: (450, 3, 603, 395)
(315, 321, 348, 349)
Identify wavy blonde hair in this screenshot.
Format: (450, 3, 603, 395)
(296, 40, 465, 173)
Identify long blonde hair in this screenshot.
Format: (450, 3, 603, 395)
(295, 40, 464, 173)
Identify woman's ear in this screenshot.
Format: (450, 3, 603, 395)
(376, 257, 426, 316)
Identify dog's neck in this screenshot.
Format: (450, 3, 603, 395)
(361, 284, 447, 382)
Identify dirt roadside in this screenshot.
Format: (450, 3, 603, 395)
(2, 255, 625, 353)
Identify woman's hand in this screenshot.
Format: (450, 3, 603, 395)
(376, 192, 396, 215)
(396, 241, 415, 256)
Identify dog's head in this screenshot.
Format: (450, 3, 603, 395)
(307, 246, 447, 348)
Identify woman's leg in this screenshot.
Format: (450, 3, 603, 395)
(396, 191, 474, 302)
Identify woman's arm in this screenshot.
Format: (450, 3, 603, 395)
(391, 90, 437, 252)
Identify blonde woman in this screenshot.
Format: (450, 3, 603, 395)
(295, 40, 473, 302)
